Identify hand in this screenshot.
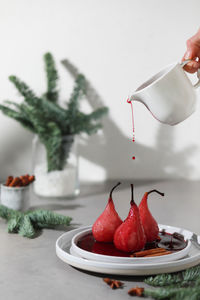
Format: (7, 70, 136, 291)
(182, 28, 200, 73)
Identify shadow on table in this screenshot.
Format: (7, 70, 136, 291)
(73, 267, 147, 283)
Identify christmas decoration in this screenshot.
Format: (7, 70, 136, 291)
(143, 265, 200, 299)
(0, 53, 108, 172)
(0, 204, 72, 238)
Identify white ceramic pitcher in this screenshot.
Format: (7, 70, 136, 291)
(129, 60, 200, 125)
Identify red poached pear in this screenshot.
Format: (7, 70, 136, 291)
(139, 189, 164, 243)
(92, 182, 122, 242)
(114, 184, 146, 252)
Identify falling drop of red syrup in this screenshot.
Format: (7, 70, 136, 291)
(127, 98, 135, 160)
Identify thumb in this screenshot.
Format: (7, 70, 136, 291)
(182, 58, 200, 73)
(184, 50, 193, 60)
(182, 48, 200, 73)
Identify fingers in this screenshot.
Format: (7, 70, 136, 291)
(182, 57, 200, 73)
(182, 28, 200, 73)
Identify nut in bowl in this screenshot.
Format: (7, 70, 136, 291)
(1, 175, 35, 211)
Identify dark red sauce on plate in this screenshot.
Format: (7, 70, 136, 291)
(77, 231, 187, 257)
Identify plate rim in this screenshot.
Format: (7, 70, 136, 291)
(71, 225, 191, 264)
(56, 225, 200, 275)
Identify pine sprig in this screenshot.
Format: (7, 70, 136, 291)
(144, 273, 182, 287)
(144, 285, 200, 300)
(145, 265, 200, 287)
(182, 265, 200, 283)
(0, 103, 35, 132)
(86, 107, 109, 121)
(18, 215, 36, 238)
(0, 204, 72, 238)
(8, 76, 66, 124)
(28, 209, 72, 228)
(143, 265, 200, 299)
(43, 52, 59, 103)
(67, 74, 86, 120)
(0, 53, 108, 172)
(9, 75, 36, 99)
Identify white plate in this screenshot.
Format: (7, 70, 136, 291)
(71, 225, 191, 264)
(56, 225, 200, 276)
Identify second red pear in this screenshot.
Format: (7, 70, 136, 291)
(114, 184, 146, 252)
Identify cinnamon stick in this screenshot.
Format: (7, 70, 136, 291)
(145, 251, 172, 257)
(130, 248, 167, 257)
(5, 176, 13, 186)
(5, 174, 35, 187)
(28, 175, 35, 183)
(9, 177, 21, 187)
(20, 176, 29, 186)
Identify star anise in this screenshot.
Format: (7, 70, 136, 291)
(103, 278, 123, 289)
(128, 286, 144, 296)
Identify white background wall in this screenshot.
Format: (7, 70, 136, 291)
(0, 0, 200, 182)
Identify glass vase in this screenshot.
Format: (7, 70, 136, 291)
(32, 135, 79, 198)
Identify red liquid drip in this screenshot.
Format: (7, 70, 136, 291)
(127, 98, 135, 160)
(77, 232, 187, 257)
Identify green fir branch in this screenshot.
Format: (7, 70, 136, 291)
(144, 285, 200, 300)
(69, 110, 104, 135)
(18, 215, 36, 238)
(9, 76, 66, 128)
(145, 265, 200, 287)
(28, 209, 72, 228)
(42, 122, 63, 172)
(0, 204, 16, 219)
(23, 104, 64, 171)
(144, 273, 182, 287)
(143, 265, 200, 300)
(9, 75, 36, 99)
(182, 265, 200, 283)
(0, 104, 35, 132)
(86, 107, 109, 121)
(43, 52, 59, 102)
(0, 204, 72, 238)
(67, 74, 86, 119)
(7, 214, 22, 233)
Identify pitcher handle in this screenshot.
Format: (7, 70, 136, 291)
(180, 59, 200, 89)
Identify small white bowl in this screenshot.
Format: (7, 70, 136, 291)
(1, 184, 30, 211)
(71, 225, 191, 264)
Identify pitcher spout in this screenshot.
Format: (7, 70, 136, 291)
(129, 94, 146, 106)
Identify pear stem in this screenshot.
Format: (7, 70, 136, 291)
(130, 183, 134, 204)
(109, 182, 121, 199)
(147, 189, 164, 197)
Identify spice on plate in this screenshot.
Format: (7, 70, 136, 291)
(172, 232, 184, 241)
(130, 248, 172, 257)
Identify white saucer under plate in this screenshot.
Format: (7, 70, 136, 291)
(56, 225, 200, 276)
(71, 225, 191, 264)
